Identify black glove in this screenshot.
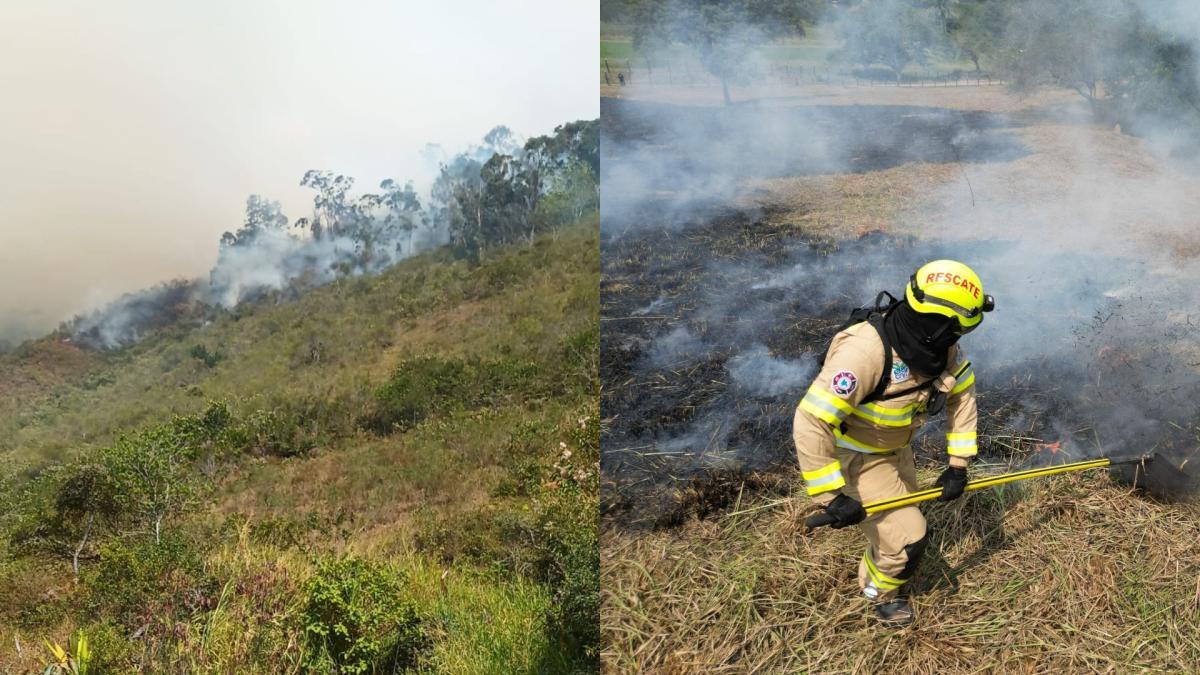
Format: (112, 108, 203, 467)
(824, 492, 867, 529)
(936, 465, 968, 501)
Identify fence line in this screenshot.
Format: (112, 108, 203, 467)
(601, 58, 1005, 89)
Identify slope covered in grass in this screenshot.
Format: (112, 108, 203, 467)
(0, 219, 599, 673)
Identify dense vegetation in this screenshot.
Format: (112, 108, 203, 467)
(0, 212, 599, 672)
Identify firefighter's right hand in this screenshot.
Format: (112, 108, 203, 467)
(824, 492, 866, 529)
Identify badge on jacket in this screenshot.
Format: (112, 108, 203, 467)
(892, 361, 911, 384)
(831, 370, 858, 397)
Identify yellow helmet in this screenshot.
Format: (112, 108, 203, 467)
(905, 259, 994, 331)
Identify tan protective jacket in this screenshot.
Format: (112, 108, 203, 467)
(793, 321, 978, 502)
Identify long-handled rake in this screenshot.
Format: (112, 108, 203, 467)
(805, 454, 1168, 530)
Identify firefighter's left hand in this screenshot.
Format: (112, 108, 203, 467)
(936, 465, 968, 501)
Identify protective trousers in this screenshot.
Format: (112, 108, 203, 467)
(836, 445, 927, 601)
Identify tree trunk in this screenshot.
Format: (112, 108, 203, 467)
(73, 513, 95, 581)
(155, 516, 162, 545)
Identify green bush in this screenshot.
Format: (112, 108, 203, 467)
(558, 327, 599, 396)
(301, 557, 426, 674)
(231, 392, 357, 458)
(529, 414, 600, 667)
(422, 412, 600, 668)
(79, 619, 134, 673)
(536, 484, 599, 668)
(85, 534, 211, 628)
(366, 357, 470, 433)
(189, 344, 224, 368)
(365, 356, 540, 434)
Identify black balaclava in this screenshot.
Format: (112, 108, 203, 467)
(882, 299, 959, 378)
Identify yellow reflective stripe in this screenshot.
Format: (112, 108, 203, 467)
(947, 431, 978, 457)
(807, 385, 855, 414)
(951, 369, 975, 394)
(833, 427, 901, 454)
(801, 461, 842, 482)
(804, 470, 845, 496)
(954, 360, 972, 378)
(799, 399, 840, 425)
(851, 401, 917, 427)
(798, 385, 854, 425)
(802, 460, 845, 496)
(863, 550, 906, 590)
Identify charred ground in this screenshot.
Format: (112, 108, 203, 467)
(601, 96, 1200, 529)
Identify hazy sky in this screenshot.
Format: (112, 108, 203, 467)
(0, 0, 598, 344)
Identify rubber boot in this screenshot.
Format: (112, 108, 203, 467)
(874, 598, 914, 627)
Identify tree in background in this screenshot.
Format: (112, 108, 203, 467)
(834, 0, 944, 81)
(220, 195, 289, 248)
(986, 0, 1200, 133)
(377, 179, 423, 257)
(438, 159, 487, 261)
(631, 0, 824, 104)
(944, 0, 1005, 74)
(8, 464, 122, 579)
(100, 428, 197, 546)
(992, 0, 1131, 107)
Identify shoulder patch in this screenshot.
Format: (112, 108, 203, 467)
(891, 361, 911, 384)
(831, 370, 858, 398)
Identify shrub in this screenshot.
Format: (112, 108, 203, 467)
(530, 414, 600, 666)
(537, 485, 599, 667)
(85, 534, 211, 628)
(558, 327, 599, 396)
(189, 344, 224, 368)
(301, 557, 426, 674)
(367, 357, 470, 433)
(365, 356, 540, 434)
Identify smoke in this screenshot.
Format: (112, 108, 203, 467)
(60, 127, 526, 350)
(601, 10, 1200, 523)
(69, 280, 202, 350)
(727, 344, 816, 398)
(600, 98, 1026, 231)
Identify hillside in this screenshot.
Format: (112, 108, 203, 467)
(0, 219, 599, 673)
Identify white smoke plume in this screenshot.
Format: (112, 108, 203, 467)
(64, 127, 525, 350)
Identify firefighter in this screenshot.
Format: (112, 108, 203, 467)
(793, 260, 994, 627)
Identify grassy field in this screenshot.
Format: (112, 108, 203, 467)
(0, 218, 599, 673)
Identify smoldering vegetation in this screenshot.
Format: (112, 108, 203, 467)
(601, 99, 1200, 529)
(65, 120, 598, 350)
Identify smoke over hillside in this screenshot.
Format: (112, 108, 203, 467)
(65, 120, 598, 350)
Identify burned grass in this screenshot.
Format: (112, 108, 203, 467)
(603, 212, 1200, 530)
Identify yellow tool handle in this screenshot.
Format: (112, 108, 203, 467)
(805, 456, 1126, 530)
(863, 457, 1112, 514)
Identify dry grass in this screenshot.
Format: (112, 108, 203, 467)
(603, 467, 1200, 673)
(738, 164, 960, 239)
